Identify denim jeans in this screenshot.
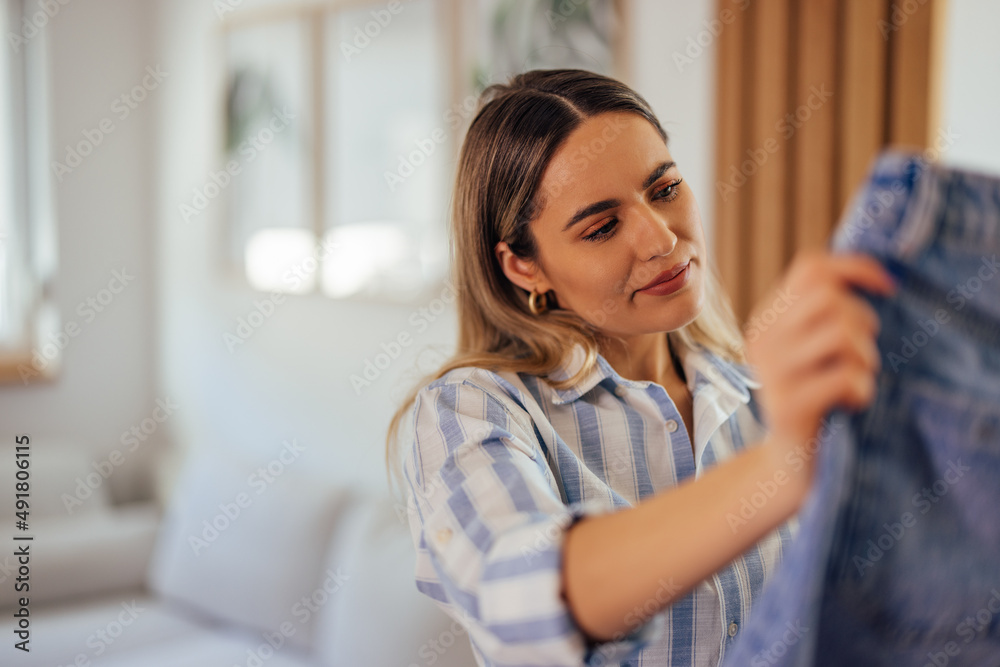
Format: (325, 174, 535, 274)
(722, 150, 1000, 667)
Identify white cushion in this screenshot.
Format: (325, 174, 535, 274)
(313, 493, 477, 667)
(146, 444, 355, 653)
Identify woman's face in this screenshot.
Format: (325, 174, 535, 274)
(497, 111, 707, 339)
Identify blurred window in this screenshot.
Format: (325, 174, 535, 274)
(220, 0, 624, 304)
(0, 0, 59, 382)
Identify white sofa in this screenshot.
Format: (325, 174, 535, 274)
(0, 438, 474, 666)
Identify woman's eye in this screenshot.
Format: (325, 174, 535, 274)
(655, 178, 683, 201)
(584, 219, 617, 242)
(582, 179, 683, 243)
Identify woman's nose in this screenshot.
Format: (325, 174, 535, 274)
(636, 208, 678, 261)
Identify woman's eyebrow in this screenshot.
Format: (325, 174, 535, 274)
(562, 160, 677, 233)
(562, 199, 619, 232)
(642, 160, 676, 190)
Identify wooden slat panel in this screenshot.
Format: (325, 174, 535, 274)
(747, 0, 791, 306)
(792, 0, 838, 250)
(925, 0, 948, 148)
(714, 0, 949, 328)
(888, 0, 948, 149)
(837, 0, 889, 216)
(612, 0, 634, 85)
(713, 0, 750, 320)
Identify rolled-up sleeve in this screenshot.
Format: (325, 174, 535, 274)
(403, 378, 665, 666)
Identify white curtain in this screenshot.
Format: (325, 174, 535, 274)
(0, 0, 58, 354)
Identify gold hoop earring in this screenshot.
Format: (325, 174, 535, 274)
(528, 288, 549, 315)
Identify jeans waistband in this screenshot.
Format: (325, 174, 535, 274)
(833, 151, 1000, 262)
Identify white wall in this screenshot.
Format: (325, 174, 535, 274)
(940, 0, 1000, 176)
(0, 0, 159, 504)
(629, 0, 719, 246)
(153, 1, 460, 497)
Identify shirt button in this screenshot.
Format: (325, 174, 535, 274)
(728, 621, 738, 637)
(435, 528, 453, 545)
(614, 386, 627, 397)
(665, 419, 678, 433)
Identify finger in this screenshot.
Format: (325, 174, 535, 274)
(840, 352, 879, 410)
(825, 253, 898, 296)
(777, 306, 881, 383)
(749, 253, 896, 342)
(771, 283, 880, 360)
(791, 353, 877, 426)
(748, 281, 838, 354)
(826, 292, 883, 372)
(824, 289, 882, 338)
(835, 314, 882, 376)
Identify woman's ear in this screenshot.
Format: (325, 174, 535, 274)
(495, 241, 551, 294)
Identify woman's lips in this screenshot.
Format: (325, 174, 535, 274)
(637, 262, 690, 296)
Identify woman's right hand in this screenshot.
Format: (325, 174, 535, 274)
(744, 249, 897, 485)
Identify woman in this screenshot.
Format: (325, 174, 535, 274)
(385, 69, 895, 667)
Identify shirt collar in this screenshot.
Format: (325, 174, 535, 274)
(545, 335, 761, 406)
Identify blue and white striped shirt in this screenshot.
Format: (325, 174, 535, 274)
(403, 334, 798, 666)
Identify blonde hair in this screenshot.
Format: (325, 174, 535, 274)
(385, 69, 745, 500)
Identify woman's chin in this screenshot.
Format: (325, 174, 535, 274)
(658, 289, 704, 330)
